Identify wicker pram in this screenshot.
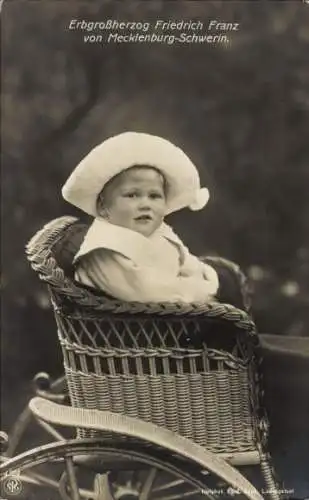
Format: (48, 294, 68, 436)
(21, 215, 281, 499)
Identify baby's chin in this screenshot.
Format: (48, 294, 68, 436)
(134, 226, 157, 237)
(132, 221, 161, 237)
(108, 218, 162, 237)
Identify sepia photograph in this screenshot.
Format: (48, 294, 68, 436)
(1, 1, 309, 499)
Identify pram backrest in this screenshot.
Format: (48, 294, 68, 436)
(48, 218, 88, 277)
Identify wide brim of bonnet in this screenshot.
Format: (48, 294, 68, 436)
(62, 132, 209, 216)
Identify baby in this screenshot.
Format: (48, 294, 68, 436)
(62, 132, 219, 303)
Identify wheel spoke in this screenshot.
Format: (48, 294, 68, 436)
(139, 467, 157, 500)
(65, 457, 81, 500)
(59, 471, 98, 499)
(153, 478, 185, 492)
(5, 406, 33, 457)
(151, 473, 205, 500)
(37, 418, 66, 441)
(23, 470, 60, 488)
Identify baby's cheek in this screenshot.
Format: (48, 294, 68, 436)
(158, 204, 167, 217)
(118, 200, 133, 211)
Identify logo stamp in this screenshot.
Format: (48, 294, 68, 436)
(1, 474, 23, 497)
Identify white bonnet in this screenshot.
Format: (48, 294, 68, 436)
(62, 132, 209, 216)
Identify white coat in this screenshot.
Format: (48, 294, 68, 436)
(74, 218, 219, 303)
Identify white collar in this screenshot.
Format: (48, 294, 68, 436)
(74, 218, 184, 264)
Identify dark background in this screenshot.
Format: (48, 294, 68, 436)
(1, 1, 309, 497)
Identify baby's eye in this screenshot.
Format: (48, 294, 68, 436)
(124, 192, 138, 198)
(149, 192, 163, 199)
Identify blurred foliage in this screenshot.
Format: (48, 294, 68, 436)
(2, 1, 309, 380)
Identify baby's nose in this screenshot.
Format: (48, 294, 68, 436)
(138, 197, 152, 209)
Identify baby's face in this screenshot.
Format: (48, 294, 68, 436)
(99, 167, 167, 237)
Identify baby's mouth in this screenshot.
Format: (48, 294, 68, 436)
(135, 215, 153, 221)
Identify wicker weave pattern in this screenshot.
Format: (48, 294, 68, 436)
(58, 319, 256, 450)
(26, 217, 263, 459)
(65, 366, 255, 451)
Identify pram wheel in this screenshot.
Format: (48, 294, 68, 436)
(1, 438, 262, 500)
